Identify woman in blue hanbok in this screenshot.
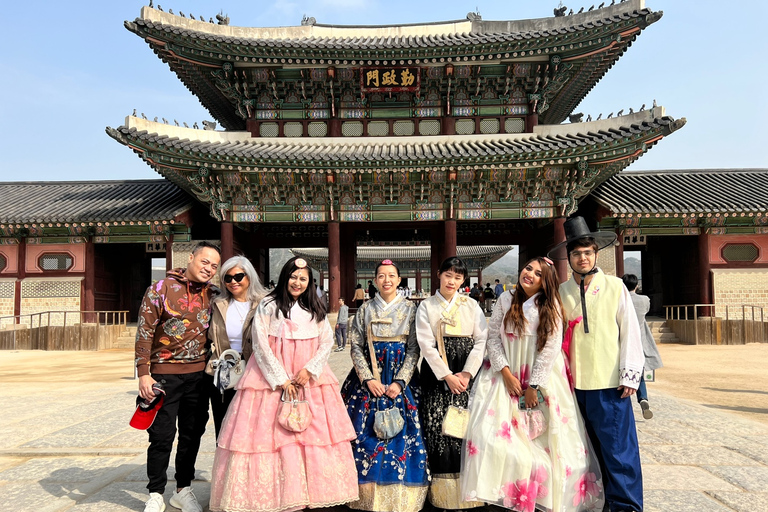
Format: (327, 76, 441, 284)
(341, 260, 430, 512)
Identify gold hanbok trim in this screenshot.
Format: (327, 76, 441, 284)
(428, 474, 484, 510)
(348, 482, 429, 512)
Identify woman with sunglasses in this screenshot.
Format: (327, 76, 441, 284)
(415, 256, 487, 510)
(209, 257, 358, 512)
(206, 256, 267, 439)
(341, 259, 429, 512)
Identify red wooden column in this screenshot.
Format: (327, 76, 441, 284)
(430, 227, 444, 294)
(165, 234, 174, 271)
(415, 268, 422, 293)
(221, 221, 234, 262)
(553, 217, 568, 283)
(699, 229, 712, 316)
(444, 219, 457, 262)
(83, 239, 96, 321)
(339, 224, 356, 308)
(14, 238, 26, 323)
(615, 229, 625, 277)
(328, 221, 341, 313)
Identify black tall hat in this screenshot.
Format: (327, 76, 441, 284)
(547, 216, 617, 260)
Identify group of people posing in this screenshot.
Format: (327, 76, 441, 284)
(135, 216, 647, 512)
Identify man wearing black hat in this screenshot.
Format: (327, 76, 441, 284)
(550, 217, 645, 512)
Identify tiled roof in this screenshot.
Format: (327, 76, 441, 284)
(592, 169, 768, 214)
(108, 109, 682, 167)
(292, 245, 513, 262)
(0, 180, 193, 224)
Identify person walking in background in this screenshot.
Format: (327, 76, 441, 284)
(354, 284, 366, 309)
(622, 274, 663, 420)
(494, 279, 504, 299)
(341, 259, 429, 512)
(483, 282, 495, 313)
(416, 257, 487, 510)
(550, 217, 644, 512)
(136, 241, 221, 512)
(368, 280, 377, 301)
(335, 298, 349, 352)
(469, 282, 482, 304)
(206, 256, 267, 439)
(461, 257, 604, 511)
(209, 257, 358, 512)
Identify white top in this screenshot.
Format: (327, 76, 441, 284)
(486, 291, 562, 387)
(250, 299, 334, 390)
(415, 291, 488, 380)
(225, 300, 251, 353)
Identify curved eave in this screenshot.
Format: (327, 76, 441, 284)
(125, 1, 661, 127)
(106, 108, 683, 175)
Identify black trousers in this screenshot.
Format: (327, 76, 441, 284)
(207, 374, 237, 440)
(146, 372, 209, 493)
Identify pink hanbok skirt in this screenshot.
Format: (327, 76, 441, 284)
(209, 335, 358, 512)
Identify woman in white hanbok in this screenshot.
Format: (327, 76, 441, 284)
(461, 257, 604, 512)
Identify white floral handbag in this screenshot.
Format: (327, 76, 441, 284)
(209, 349, 246, 392)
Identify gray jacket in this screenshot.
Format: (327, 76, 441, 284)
(630, 291, 663, 371)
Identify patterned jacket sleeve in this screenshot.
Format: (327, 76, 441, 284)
(394, 304, 420, 385)
(135, 283, 164, 377)
(486, 293, 510, 373)
(303, 318, 334, 379)
(250, 300, 290, 390)
(349, 303, 374, 382)
(617, 285, 645, 389)
(462, 301, 488, 377)
(529, 315, 563, 387)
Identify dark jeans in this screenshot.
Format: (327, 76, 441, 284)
(636, 376, 648, 403)
(335, 323, 348, 348)
(146, 372, 209, 494)
(208, 374, 237, 440)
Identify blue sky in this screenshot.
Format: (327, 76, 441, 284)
(1, 0, 765, 182)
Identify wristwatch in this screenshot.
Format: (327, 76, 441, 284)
(529, 384, 539, 390)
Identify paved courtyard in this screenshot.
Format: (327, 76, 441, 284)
(1, 347, 767, 512)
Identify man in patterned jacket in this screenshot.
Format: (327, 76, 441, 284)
(136, 241, 220, 512)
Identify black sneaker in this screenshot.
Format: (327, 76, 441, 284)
(639, 399, 653, 419)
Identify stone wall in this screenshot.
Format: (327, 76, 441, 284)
(712, 269, 768, 317)
(0, 279, 15, 328)
(19, 278, 82, 326)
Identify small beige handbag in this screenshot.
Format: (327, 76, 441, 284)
(441, 392, 470, 439)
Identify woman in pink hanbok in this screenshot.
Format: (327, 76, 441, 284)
(210, 257, 358, 512)
(461, 257, 604, 512)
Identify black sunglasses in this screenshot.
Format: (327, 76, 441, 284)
(223, 272, 246, 284)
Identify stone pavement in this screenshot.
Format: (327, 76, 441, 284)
(1, 348, 767, 512)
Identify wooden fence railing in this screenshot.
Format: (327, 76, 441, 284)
(663, 304, 767, 345)
(0, 311, 129, 351)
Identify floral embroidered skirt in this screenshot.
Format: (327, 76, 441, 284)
(460, 333, 604, 512)
(209, 335, 358, 512)
(341, 340, 430, 512)
(419, 336, 483, 510)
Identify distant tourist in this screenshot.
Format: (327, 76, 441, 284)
(494, 278, 504, 298)
(622, 273, 663, 420)
(136, 241, 221, 512)
(416, 257, 487, 510)
(334, 297, 349, 352)
(483, 282, 495, 312)
(367, 279, 377, 300)
(469, 282, 482, 303)
(353, 283, 365, 308)
(550, 217, 644, 512)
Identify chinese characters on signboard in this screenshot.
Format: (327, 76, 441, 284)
(360, 67, 421, 92)
(623, 234, 646, 246)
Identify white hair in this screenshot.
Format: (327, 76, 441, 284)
(215, 255, 267, 304)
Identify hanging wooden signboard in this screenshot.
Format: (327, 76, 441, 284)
(360, 67, 421, 93)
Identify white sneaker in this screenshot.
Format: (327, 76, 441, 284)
(144, 492, 166, 512)
(169, 486, 202, 512)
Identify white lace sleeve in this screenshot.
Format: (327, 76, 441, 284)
(529, 316, 563, 387)
(250, 300, 289, 390)
(303, 318, 334, 379)
(461, 301, 488, 377)
(617, 285, 645, 389)
(487, 294, 510, 373)
(415, 301, 451, 380)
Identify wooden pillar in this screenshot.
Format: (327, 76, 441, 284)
(699, 229, 712, 316)
(443, 219, 457, 263)
(221, 221, 234, 262)
(526, 110, 539, 133)
(165, 234, 174, 271)
(339, 224, 356, 308)
(477, 269, 483, 287)
(83, 239, 96, 321)
(246, 118, 258, 137)
(553, 217, 568, 283)
(329, 118, 342, 137)
(430, 227, 444, 294)
(14, 237, 26, 323)
(328, 221, 340, 313)
(615, 229, 625, 278)
(441, 115, 455, 135)
(415, 268, 422, 293)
